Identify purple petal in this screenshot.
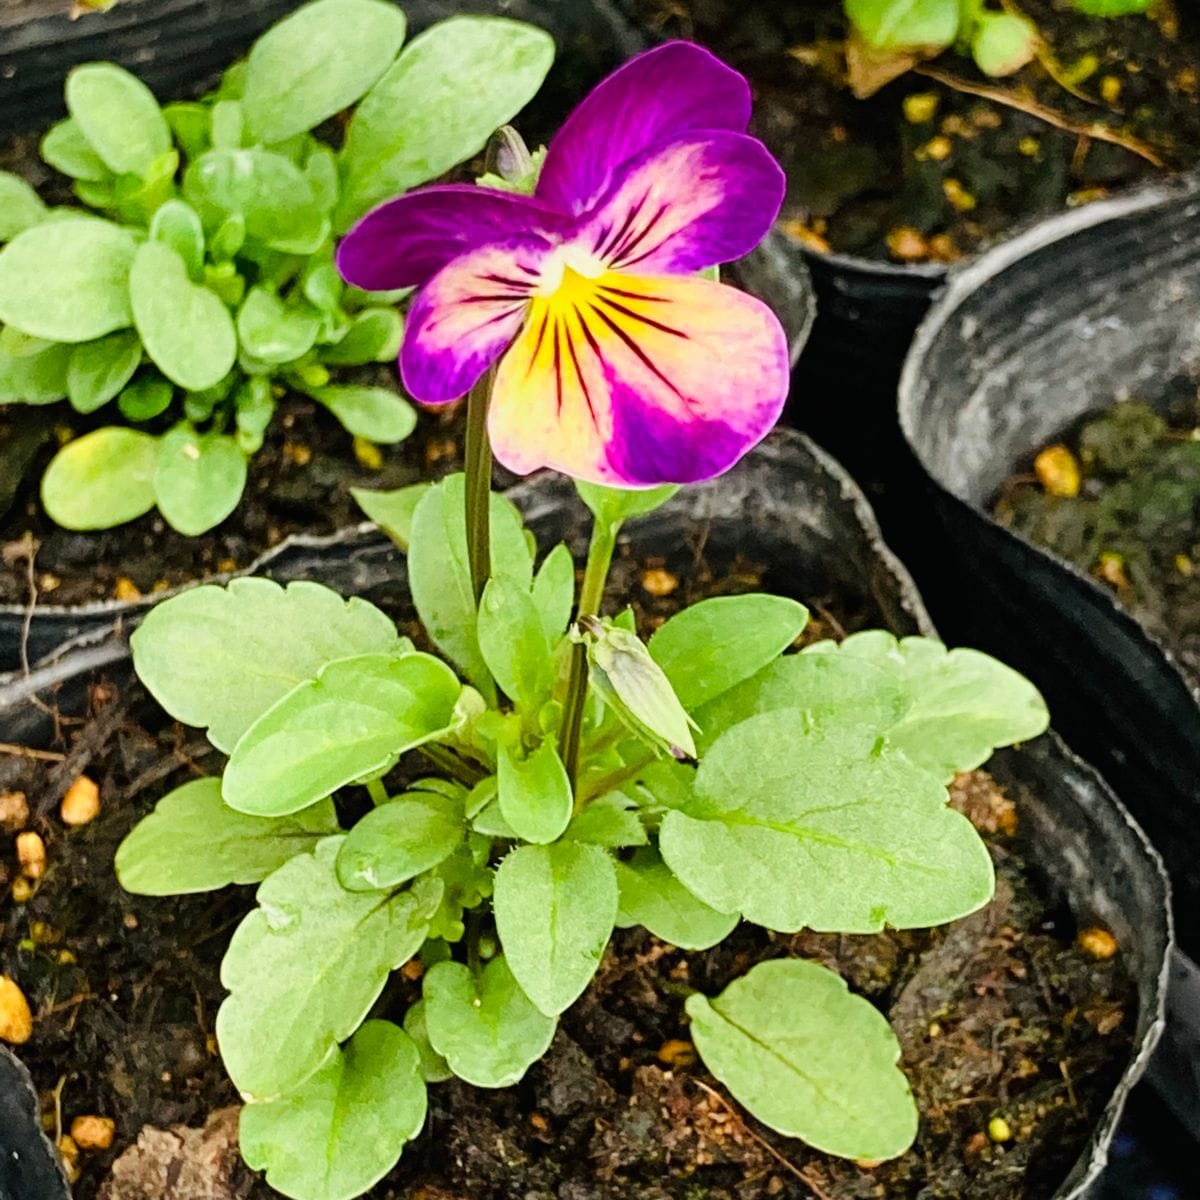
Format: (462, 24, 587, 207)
(581, 131, 784, 274)
(535, 41, 752, 217)
(336, 184, 566, 292)
(400, 234, 554, 405)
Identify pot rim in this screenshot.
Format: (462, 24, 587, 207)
(896, 170, 1200, 709)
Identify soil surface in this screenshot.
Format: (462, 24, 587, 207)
(623, 0, 1200, 265)
(995, 380, 1200, 680)
(0, 536, 1134, 1200)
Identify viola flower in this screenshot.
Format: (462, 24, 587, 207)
(337, 41, 789, 487)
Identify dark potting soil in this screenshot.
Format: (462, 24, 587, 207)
(0, 538, 1134, 1200)
(621, 0, 1200, 265)
(995, 379, 1200, 682)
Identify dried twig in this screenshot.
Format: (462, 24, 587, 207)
(914, 65, 1167, 168)
(0, 742, 66, 762)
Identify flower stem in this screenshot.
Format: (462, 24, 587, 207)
(366, 778, 389, 806)
(463, 370, 494, 606)
(560, 518, 619, 800)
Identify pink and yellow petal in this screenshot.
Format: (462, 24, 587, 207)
(488, 272, 788, 486)
(582, 132, 785, 275)
(536, 41, 753, 216)
(400, 237, 552, 404)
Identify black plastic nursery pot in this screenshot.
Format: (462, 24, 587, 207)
(897, 174, 1200, 950)
(0, 0, 817, 675)
(0, 1047, 69, 1200)
(0, 429, 1172, 1200)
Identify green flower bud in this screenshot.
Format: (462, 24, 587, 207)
(574, 615, 698, 762)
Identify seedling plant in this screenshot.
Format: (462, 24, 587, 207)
(116, 41, 1050, 1200)
(0, 0, 554, 534)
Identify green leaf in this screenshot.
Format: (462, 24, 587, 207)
(223, 651, 462, 817)
(648, 594, 808, 712)
(118, 374, 174, 422)
(66, 330, 142, 413)
(498, 738, 572, 844)
(478, 577, 552, 707)
(574, 481, 679, 532)
(116, 777, 339, 896)
(687, 959, 917, 1160)
(351, 483, 428, 550)
(237, 286, 321, 364)
(810, 632, 1049, 781)
(305, 144, 339, 212)
(307, 384, 416, 443)
(233, 376, 275, 454)
(40, 118, 109, 181)
(336, 791, 464, 891)
(242, 0, 407, 144)
(493, 841, 617, 1016)
(164, 101, 211, 160)
(41, 427, 158, 529)
(0, 172, 47, 241)
(130, 240, 237, 391)
(218, 837, 433, 1098)
(615, 848, 738, 950)
(1070, 0, 1149, 14)
(692, 647, 908, 756)
(240, 1019, 426, 1200)
(65, 62, 171, 176)
(131, 577, 407, 753)
(320, 307, 402, 365)
(150, 199, 205, 279)
(844, 0, 960, 50)
(660, 712, 995, 933)
(0, 217, 135, 342)
(531, 543, 575, 643)
(408, 475, 534, 694)
(337, 16, 555, 227)
(153, 425, 247, 535)
(971, 11, 1037, 76)
(184, 147, 327, 254)
(565, 791, 648, 848)
(0, 339, 71, 404)
(210, 99, 245, 150)
(403, 1000, 452, 1083)
(423, 957, 556, 1088)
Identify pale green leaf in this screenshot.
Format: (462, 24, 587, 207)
(66, 330, 142, 413)
(154, 426, 247, 535)
(615, 848, 738, 949)
(351, 483, 428, 550)
(41, 427, 157, 529)
(65, 62, 171, 176)
(150, 199, 206, 278)
(240, 1019, 426, 1200)
(0, 340, 71, 405)
(574, 481, 679, 532)
(648, 594, 808, 712)
(0, 172, 47, 241)
(130, 241, 237, 390)
(118, 374, 174, 421)
(845, 0, 960, 50)
(40, 118, 109, 181)
(0, 218, 135, 342)
(223, 652, 462, 817)
(403, 1000, 452, 1083)
(493, 841, 617, 1016)
(659, 712, 995, 933)
(565, 791, 648, 848)
(338, 17, 554, 227)
(116, 777, 338, 896)
(217, 837, 432, 1098)
(130, 577, 407, 753)
(687, 958, 917, 1160)
(237, 286, 321, 364)
(320, 307, 402, 365)
(242, 0, 407, 144)
(307, 384, 416, 443)
(424, 957, 555, 1088)
(531, 543, 575, 643)
(337, 791, 464, 891)
(478, 577, 552, 707)
(497, 738, 572, 844)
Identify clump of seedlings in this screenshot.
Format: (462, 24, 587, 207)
(112, 42, 1050, 1200)
(0, 0, 553, 534)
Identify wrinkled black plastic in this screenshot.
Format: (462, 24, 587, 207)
(0, 1047, 69, 1200)
(0, 0, 815, 675)
(898, 174, 1200, 950)
(0, 430, 1172, 1198)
